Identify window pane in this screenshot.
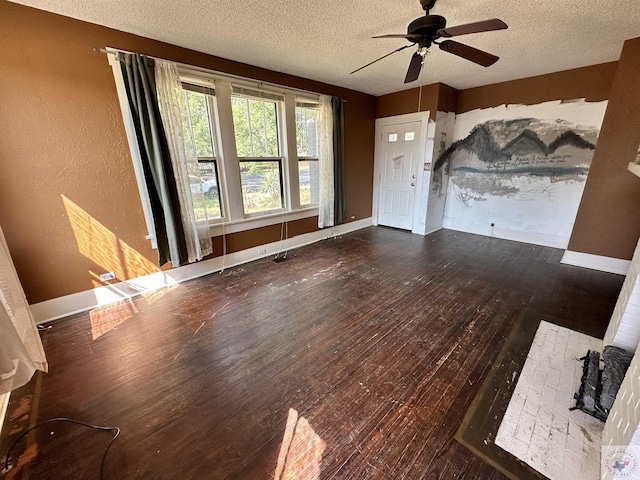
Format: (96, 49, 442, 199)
(232, 96, 279, 157)
(240, 160, 283, 214)
(298, 159, 319, 206)
(184, 90, 214, 157)
(295, 106, 318, 157)
(190, 161, 222, 219)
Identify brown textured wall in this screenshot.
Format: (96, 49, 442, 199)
(568, 38, 640, 259)
(375, 83, 440, 119)
(0, 1, 376, 303)
(375, 65, 616, 120)
(437, 84, 458, 113)
(212, 217, 320, 255)
(456, 63, 617, 114)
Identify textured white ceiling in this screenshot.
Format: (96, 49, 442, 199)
(9, 0, 640, 96)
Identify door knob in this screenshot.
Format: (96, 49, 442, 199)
(411, 182, 415, 186)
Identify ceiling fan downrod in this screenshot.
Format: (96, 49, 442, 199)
(420, 0, 437, 14)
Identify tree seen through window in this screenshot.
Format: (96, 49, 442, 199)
(231, 95, 283, 214)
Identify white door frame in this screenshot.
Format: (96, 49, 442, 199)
(372, 111, 431, 232)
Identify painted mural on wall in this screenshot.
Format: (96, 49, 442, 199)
(434, 118, 598, 204)
(439, 100, 608, 248)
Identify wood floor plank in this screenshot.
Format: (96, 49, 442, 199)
(0, 227, 623, 479)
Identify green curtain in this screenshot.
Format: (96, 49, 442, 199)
(118, 53, 188, 267)
(332, 97, 347, 224)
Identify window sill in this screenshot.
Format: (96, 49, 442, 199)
(207, 206, 319, 237)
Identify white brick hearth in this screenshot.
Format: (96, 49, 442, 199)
(495, 321, 604, 479)
(599, 236, 640, 480)
(604, 239, 640, 352)
(601, 349, 640, 480)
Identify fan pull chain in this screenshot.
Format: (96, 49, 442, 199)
(417, 54, 425, 113)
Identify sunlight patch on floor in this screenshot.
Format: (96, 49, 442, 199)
(275, 408, 326, 480)
(89, 286, 176, 340)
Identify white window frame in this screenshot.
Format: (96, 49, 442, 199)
(182, 82, 225, 222)
(294, 99, 321, 207)
(180, 72, 321, 237)
(230, 90, 287, 217)
(107, 52, 322, 247)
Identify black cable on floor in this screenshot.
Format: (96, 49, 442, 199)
(2, 417, 120, 479)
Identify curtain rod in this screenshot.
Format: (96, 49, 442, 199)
(93, 47, 345, 101)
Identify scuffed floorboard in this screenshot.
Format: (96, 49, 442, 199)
(0, 227, 622, 479)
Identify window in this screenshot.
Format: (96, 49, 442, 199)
(231, 93, 284, 214)
(295, 102, 320, 206)
(182, 85, 222, 219)
(110, 56, 326, 248)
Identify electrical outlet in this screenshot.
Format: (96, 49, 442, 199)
(257, 248, 267, 255)
(99, 272, 116, 282)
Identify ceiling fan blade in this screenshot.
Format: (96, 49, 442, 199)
(373, 34, 423, 41)
(350, 44, 413, 75)
(439, 40, 499, 67)
(404, 52, 423, 83)
(437, 18, 508, 38)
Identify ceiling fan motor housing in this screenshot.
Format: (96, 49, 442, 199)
(408, 15, 446, 46)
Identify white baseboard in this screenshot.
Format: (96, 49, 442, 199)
(30, 218, 372, 324)
(561, 250, 631, 275)
(442, 221, 569, 249)
(420, 226, 443, 236)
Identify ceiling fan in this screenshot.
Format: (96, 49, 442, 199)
(351, 0, 508, 83)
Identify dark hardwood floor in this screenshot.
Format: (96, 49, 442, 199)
(0, 227, 624, 479)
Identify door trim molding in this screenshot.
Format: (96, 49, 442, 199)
(372, 111, 431, 229)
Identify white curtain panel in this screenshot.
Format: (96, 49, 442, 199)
(0, 227, 47, 395)
(155, 59, 213, 264)
(318, 95, 335, 228)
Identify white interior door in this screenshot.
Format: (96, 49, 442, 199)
(377, 121, 421, 230)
